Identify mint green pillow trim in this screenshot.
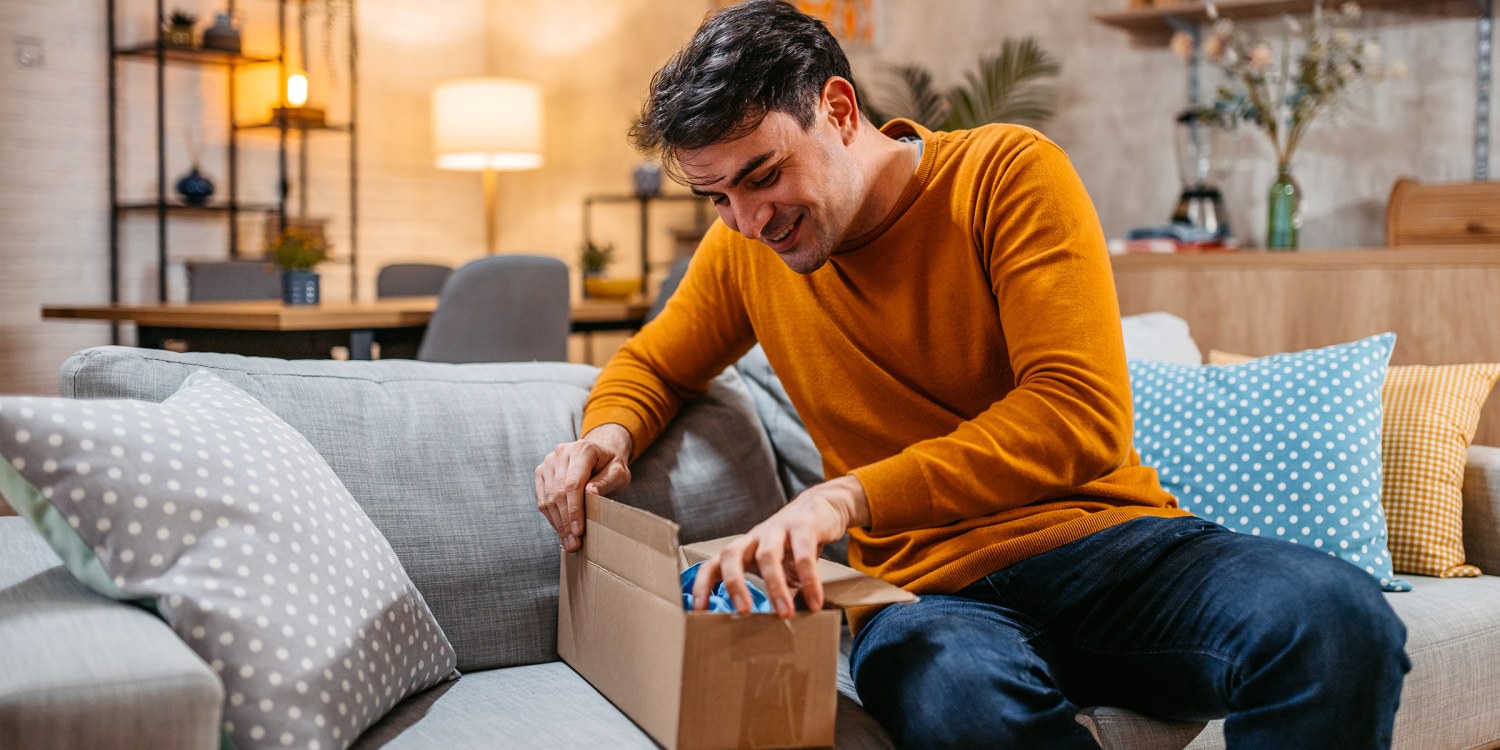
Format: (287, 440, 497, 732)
(0, 451, 133, 601)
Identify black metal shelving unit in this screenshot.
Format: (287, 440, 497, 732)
(581, 194, 710, 296)
(106, 0, 359, 320)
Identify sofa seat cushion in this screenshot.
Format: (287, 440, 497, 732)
(1081, 575, 1500, 750)
(351, 661, 894, 749)
(0, 518, 224, 750)
(58, 347, 787, 674)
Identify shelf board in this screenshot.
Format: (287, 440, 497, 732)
(114, 42, 277, 66)
(116, 202, 281, 216)
(1093, 0, 1465, 35)
(234, 121, 353, 133)
(583, 193, 705, 205)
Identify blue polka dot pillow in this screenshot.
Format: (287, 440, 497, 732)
(1128, 333, 1410, 592)
(0, 371, 460, 749)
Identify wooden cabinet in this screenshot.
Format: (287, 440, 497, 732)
(1387, 179, 1500, 247)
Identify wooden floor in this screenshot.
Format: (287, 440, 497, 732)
(1111, 246, 1500, 446)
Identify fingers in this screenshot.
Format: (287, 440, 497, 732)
(550, 446, 576, 549)
(691, 557, 717, 611)
(719, 539, 753, 614)
(564, 446, 590, 540)
(537, 442, 597, 552)
(587, 460, 630, 497)
(534, 461, 565, 539)
(755, 538, 794, 618)
(789, 528, 824, 611)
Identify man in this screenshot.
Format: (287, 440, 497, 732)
(534, 2, 1409, 747)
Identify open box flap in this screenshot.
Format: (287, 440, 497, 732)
(682, 535, 918, 609)
(580, 493, 682, 605)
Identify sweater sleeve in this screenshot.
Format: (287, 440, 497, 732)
(851, 137, 1136, 534)
(581, 222, 758, 461)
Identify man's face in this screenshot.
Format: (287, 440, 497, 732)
(678, 107, 863, 275)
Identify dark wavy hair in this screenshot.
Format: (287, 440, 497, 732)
(630, 0, 856, 182)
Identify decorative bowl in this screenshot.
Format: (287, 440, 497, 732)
(584, 277, 642, 301)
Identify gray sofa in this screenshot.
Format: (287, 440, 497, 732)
(3, 336, 1500, 749)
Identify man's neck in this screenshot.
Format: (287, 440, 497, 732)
(842, 123, 921, 243)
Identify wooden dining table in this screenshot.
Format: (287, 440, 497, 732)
(42, 297, 652, 361)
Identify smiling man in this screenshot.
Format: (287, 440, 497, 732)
(532, 2, 1409, 747)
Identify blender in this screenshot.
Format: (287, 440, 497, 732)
(1171, 109, 1231, 239)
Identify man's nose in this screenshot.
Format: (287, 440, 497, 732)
(732, 199, 774, 241)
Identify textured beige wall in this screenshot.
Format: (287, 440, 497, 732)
(0, 0, 1490, 393)
(860, 0, 1487, 249)
(0, 0, 494, 394)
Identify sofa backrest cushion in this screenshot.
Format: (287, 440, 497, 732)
(60, 347, 786, 672)
(1121, 312, 1202, 365)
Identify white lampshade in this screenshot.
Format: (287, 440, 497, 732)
(432, 78, 544, 171)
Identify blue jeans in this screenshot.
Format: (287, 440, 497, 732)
(849, 516, 1410, 749)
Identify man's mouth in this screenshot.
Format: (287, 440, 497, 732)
(765, 214, 800, 245)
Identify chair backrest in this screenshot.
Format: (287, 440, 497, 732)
(376, 263, 453, 298)
(186, 261, 281, 302)
(417, 255, 571, 363)
(646, 256, 693, 324)
(1386, 177, 1500, 246)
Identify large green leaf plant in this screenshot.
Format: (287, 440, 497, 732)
(862, 37, 1061, 131)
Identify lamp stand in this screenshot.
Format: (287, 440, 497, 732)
(481, 166, 499, 255)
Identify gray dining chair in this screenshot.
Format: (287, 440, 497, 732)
(416, 255, 571, 363)
(186, 261, 281, 302)
(376, 263, 453, 298)
(645, 256, 693, 324)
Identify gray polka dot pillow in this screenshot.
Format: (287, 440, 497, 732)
(1128, 332, 1410, 592)
(0, 371, 458, 749)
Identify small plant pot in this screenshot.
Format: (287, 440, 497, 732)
(281, 270, 320, 306)
(165, 24, 195, 48)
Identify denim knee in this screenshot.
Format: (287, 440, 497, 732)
(1240, 552, 1410, 694)
(851, 597, 1097, 750)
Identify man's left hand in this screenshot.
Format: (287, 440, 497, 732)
(690, 474, 871, 619)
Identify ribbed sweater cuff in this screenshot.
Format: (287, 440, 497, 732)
(852, 453, 933, 534)
(581, 407, 653, 462)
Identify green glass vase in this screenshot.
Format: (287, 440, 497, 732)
(1266, 162, 1301, 251)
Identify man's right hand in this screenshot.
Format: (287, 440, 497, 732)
(534, 423, 633, 552)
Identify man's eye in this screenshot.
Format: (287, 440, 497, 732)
(751, 170, 779, 189)
(710, 195, 728, 207)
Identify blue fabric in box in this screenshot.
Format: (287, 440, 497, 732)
(1128, 333, 1410, 592)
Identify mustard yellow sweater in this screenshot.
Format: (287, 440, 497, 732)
(583, 121, 1185, 621)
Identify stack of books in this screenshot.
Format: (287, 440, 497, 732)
(1110, 224, 1237, 254)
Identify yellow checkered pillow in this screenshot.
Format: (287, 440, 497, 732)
(1211, 351, 1500, 577)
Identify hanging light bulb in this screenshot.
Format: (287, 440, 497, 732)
(286, 72, 309, 108)
(274, 71, 324, 128)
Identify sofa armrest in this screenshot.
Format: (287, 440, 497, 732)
(1463, 445, 1500, 574)
(0, 519, 223, 750)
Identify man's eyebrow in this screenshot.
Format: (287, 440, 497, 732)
(688, 151, 775, 197)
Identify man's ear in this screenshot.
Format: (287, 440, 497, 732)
(821, 76, 860, 144)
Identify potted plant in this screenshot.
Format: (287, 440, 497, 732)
(268, 226, 328, 305)
(164, 9, 197, 48)
(579, 240, 637, 300)
(580, 240, 611, 294)
(1183, 2, 1399, 250)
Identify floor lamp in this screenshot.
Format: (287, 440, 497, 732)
(432, 78, 544, 255)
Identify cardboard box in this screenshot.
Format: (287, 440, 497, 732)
(558, 494, 917, 749)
